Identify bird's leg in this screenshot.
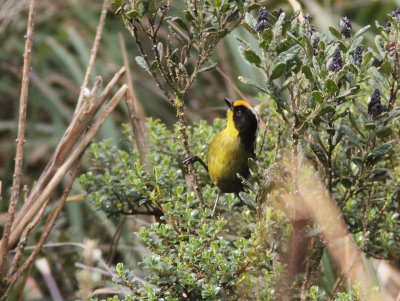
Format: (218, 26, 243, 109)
(182, 154, 208, 172)
(212, 192, 220, 216)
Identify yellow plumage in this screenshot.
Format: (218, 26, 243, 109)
(207, 106, 255, 193)
(183, 98, 258, 210)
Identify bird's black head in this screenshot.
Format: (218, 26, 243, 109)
(225, 98, 259, 154)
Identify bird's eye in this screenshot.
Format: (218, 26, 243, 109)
(236, 108, 243, 116)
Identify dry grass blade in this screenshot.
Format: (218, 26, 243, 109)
(0, 0, 36, 277)
(118, 33, 150, 170)
(283, 156, 385, 300)
(2, 152, 86, 300)
(75, 0, 111, 112)
(7, 67, 125, 248)
(8, 83, 127, 248)
(7, 197, 51, 278)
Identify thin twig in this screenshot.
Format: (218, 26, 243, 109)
(75, 0, 111, 112)
(2, 152, 85, 300)
(0, 0, 36, 278)
(165, 18, 247, 101)
(7, 197, 51, 278)
(119, 33, 150, 170)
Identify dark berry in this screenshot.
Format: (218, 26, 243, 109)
(353, 45, 363, 67)
(329, 48, 343, 72)
(256, 7, 270, 33)
(340, 17, 352, 38)
(368, 88, 387, 119)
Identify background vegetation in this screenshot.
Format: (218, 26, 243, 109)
(1, 0, 400, 300)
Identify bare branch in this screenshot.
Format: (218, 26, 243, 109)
(0, 0, 36, 277)
(119, 33, 151, 170)
(75, 0, 111, 112)
(3, 153, 86, 299)
(7, 80, 127, 248)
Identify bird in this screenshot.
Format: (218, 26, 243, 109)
(184, 97, 259, 213)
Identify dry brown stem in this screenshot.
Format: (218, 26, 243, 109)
(75, 0, 111, 112)
(7, 197, 51, 278)
(119, 33, 150, 170)
(0, 0, 36, 278)
(8, 82, 127, 248)
(2, 153, 85, 300)
(285, 156, 384, 300)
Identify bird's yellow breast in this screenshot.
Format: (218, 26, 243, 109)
(207, 127, 252, 193)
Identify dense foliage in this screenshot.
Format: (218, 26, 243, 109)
(78, 1, 400, 300)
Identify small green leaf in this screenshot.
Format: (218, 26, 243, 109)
(235, 0, 245, 12)
(353, 25, 371, 39)
(367, 143, 392, 163)
(365, 123, 376, 130)
(112, 0, 124, 12)
(243, 49, 261, 66)
(247, 3, 261, 12)
(375, 126, 392, 138)
(336, 86, 360, 100)
(135, 56, 149, 71)
(341, 124, 364, 148)
(361, 51, 373, 68)
(302, 65, 314, 83)
(248, 158, 258, 173)
(244, 12, 257, 30)
(273, 12, 285, 37)
(238, 76, 268, 93)
(310, 142, 328, 167)
(329, 26, 342, 40)
(147, 0, 156, 15)
(221, 3, 230, 13)
(270, 63, 286, 80)
(316, 104, 335, 117)
(199, 62, 218, 72)
(150, 60, 158, 71)
(239, 192, 256, 210)
(379, 61, 392, 76)
(171, 17, 189, 32)
(277, 45, 302, 63)
(353, 100, 368, 119)
(312, 91, 324, 104)
(332, 123, 344, 146)
(259, 29, 273, 50)
(324, 79, 339, 96)
(212, 0, 221, 8)
(368, 168, 389, 181)
(157, 42, 164, 59)
(219, 28, 229, 38)
(266, 81, 288, 109)
(348, 112, 364, 137)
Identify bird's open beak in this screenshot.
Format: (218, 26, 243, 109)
(224, 97, 234, 111)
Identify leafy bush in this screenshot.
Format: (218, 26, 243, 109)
(80, 1, 400, 300)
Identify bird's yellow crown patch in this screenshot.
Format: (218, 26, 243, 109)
(233, 100, 252, 109)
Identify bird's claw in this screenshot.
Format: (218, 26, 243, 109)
(183, 154, 198, 165)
